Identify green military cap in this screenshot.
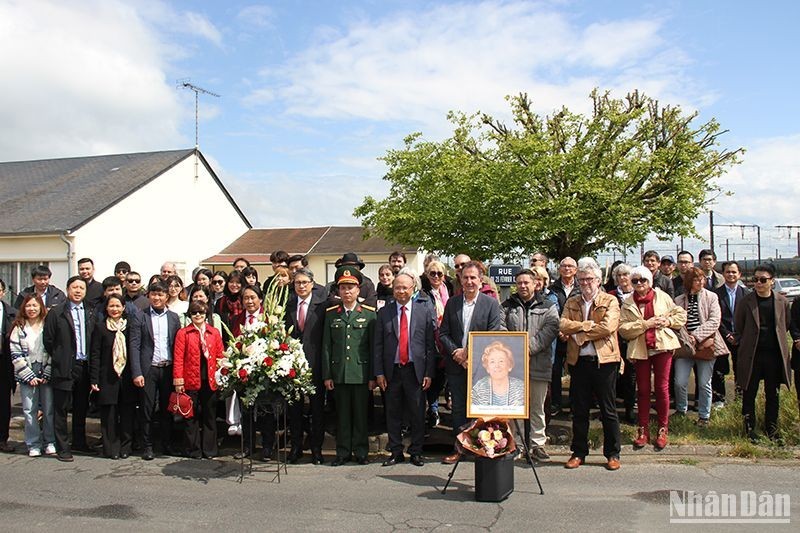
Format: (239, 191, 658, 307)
(335, 265, 362, 285)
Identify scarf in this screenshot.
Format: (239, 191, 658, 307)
(632, 288, 657, 349)
(225, 295, 243, 319)
(431, 285, 449, 325)
(193, 323, 209, 360)
(107, 317, 128, 377)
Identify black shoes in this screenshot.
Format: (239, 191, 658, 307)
(311, 450, 324, 465)
(382, 454, 404, 467)
(330, 455, 351, 467)
(529, 446, 551, 463)
(410, 455, 424, 467)
(261, 448, 275, 462)
(57, 451, 74, 462)
(356, 456, 369, 465)
(142, 447, 154, 461)
(287, 448, 303, 464)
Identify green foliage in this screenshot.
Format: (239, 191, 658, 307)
(355, 89, 743, 260)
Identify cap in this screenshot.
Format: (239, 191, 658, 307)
(660, 255, 675, 264)
(335, 266, 362, 286)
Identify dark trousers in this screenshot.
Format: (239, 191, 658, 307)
(139, 365, 173, 450)
(53, 361, 91, 453)
(0, 363, 12, 442)
(185, 385, 218, 457)
(742, 350, 783, 438)
(333, 383, 369, 459)
(425, 365, 446, 414)
(99, 402, 135, 457)
(446, 371, 468, 436)
(618, 355, 637, 413)
(289, 385, 325, 453)
(569, 358, 621, 459)
(711, 353, 731, 403)
(386, 363, 426, 455)
(551, 349, 565, 407)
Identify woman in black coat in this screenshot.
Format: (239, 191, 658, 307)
(90, 294, 135, 459)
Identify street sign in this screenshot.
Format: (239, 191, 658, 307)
(488, 264, 521, 286)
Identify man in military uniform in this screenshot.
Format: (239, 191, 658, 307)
(322, 266, 376, 466)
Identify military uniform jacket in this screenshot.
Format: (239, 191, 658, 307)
(322, 304, 375, 384)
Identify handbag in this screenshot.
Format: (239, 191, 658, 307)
(674, 327, 715, 360)
(168, 391, 194, 419)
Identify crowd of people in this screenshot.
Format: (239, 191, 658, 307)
(0, 247, 797, 472)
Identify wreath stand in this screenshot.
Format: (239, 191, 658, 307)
(238, 397, 288, 483)
(441, 419, 544, 497)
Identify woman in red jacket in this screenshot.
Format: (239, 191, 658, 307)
(173, 301, 224, 459)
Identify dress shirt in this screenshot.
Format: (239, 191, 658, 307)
(150, 307, 171, 365)
(69, 301, 87, 361)
(725, 284, 738, 331)
(578, 296, 598, 357)
(461, 296, 477, 348)
(297, 295, 312, 327)
(395, 301, 413, 364)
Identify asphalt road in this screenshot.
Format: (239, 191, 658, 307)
(0, 451, 797, 532)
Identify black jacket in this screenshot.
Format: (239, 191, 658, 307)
(43, 301, 96, 391)
(89, 321, 135, 405)
(14, 285, 66, 310)
(285, 289, 328, 385)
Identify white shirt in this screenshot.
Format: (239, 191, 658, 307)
(297, 295, 312, 323)
(578, 295, 598, 357)
(461, 296, 477, 348)
(150, 307, 171, 365)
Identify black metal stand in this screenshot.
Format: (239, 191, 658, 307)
(238, 398, 288, 483)
(441, 455, 462, 494)
(512, 419, 544, 495)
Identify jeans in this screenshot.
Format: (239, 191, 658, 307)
(19, 363, 55, 451)
(673, 358, 714, 419)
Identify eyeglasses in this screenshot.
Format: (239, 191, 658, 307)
(126, 279, 141, 284)
(631, 278, 648, 285)
(190, 311, 206, 316)
(428, 271, 444, 277)
(455, 262, 468, 268)
(169, 284, 182, 289)
(577, 277, 596, 284)
(754, 276, 772, 284)
(294, 280, 311, 286)
(115, 269, 128, 274)
(560, 264, 577, 269)
(211, 280, 225, 285)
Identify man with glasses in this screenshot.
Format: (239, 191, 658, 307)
(124, 271, 149, 311)
(673, 251, 695, 297)
(284, 268, 328, 464)
(560, 259, 622, 471)
(550, 257, 580, 415)
(714, 261, 748, 405)
(698, 249, 724, 290)
(114, 261, 131, 283)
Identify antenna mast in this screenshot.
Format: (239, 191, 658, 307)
(177, 79, 220, 148)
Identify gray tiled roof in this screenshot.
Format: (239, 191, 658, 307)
(0, 149, 200, 235)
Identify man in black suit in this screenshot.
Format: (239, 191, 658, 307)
(14, 264, 66, 310)
(43, 276, 95, 461)
(0, 279, 17, 452)
(714, 260, 749, 404)
(284, 268, 328, 464)
(439, 261, 503, 464)
(374, 272, 436, 467)
(129, 281, 180, 460)
(77, 257, 104, 309)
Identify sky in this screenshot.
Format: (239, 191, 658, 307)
(2, 0, 799, 262)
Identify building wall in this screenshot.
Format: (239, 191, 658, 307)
(71, 154, 248, 283)
(0, 234, 70, 294)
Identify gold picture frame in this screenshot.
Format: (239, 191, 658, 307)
(466, 331, 529, 419)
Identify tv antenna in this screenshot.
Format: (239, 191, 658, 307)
(177, 79, 220, 148)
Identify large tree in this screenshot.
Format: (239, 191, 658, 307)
(355, 89, 743, 260)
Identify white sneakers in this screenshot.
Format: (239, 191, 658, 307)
(29, 448, 42, 457)
(228, 424, 242, 436)
(44, 443, 57, 455)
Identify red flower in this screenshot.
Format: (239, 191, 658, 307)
(238, 368, 248, 379)
(235, 341, 243, 351)
(263, 357, 273, 367)
(220, 367, 229, 376)
(279, 343, 289, 352)
(288, 368, 296, 379)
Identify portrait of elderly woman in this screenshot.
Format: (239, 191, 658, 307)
(468, 335, 529, 417)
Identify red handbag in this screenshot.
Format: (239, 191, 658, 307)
(168, 391, 194, 419)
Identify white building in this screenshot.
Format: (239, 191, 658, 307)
(0, 149, 250, 303)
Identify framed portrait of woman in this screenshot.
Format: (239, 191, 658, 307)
(466, 331, 529, 419)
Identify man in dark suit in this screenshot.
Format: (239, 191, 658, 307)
(714, 260, 749, 404)
(549, 257, 580, 415)
(0, 279, 17, 452)
(77, 257, 104, 309)
(439, 261, 503, 464)
(129, 281, 180, 460)
(14, 264, 66, 310)
(699, 249, 725, 290)
(284, 268, 328, 464)
(43, 276, 96, 461)
(374, 272, 436, 467)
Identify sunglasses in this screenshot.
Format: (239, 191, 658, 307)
(211, 280, 225, 285)
(190, 311, 206, 316)
(116, 269, 129, 274)
(126, 279, 141, 284)
(631, 278, 648, 285)
(455, 263, 468, 268)
(754, 276, 772, 284)
(428, 271, 444, 277)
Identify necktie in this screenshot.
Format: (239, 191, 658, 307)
(399, 305, 409, 365)
(75, 306, 84, 358)
(248, 314, 254, 324)
(298, 300, 306, 331)
(707, 276, 713, 289)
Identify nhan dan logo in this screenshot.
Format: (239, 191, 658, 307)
(670, 490, 790, 524)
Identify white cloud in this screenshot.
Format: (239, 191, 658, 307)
(247, 0, 708, 133)
(183, 12, 223, 47)
(237, 4, 274, 29)
(0, 0, 190, 160)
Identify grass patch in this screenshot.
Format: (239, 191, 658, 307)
(675, 457, 700, 466)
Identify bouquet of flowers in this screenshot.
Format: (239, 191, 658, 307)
(456, 418, 516, 459)
(216, 282, 315, 408)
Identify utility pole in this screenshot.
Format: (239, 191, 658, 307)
(775, 225, 800, 257)
(716, 223, 761, 263)
(709, 210, 714, 251)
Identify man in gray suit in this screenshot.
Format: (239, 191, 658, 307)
(129, 281, 180, 460)
(439, 261, 503, 464)
(374, 272, 436, 467)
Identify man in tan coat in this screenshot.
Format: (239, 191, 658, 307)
(559, 258, 622, 471)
